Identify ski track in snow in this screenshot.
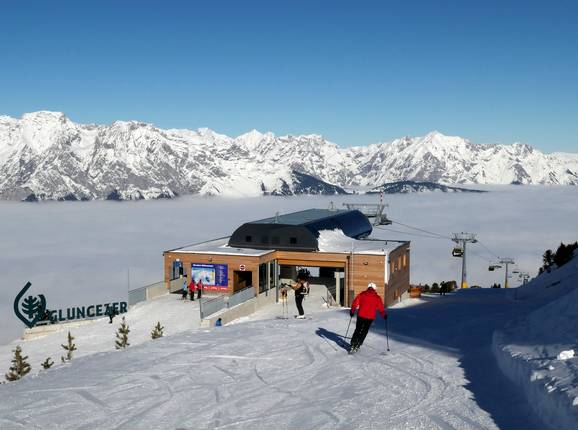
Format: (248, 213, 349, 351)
(0, 299, 513, 430)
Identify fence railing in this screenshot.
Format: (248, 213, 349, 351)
(128, 280, 166, 306)
(200, 295, 227, 319)
(228, 287, 256, 308)
(200, 286, 257, 319)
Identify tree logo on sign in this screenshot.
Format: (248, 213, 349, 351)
(13, 282, 47, 328)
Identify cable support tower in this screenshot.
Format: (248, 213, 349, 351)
(451, 232, 478, 289)
(489, 257, 519, 288)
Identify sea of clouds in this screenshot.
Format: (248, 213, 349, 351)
(1, 185, 576, 344)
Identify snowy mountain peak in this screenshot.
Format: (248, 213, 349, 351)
(0, 112, 576, 200)
(21, 110, 69, 123)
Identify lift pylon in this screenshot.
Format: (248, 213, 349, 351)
(451, 232, 477, 289)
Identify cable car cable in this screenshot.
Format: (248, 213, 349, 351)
(387, 218, 452, 240)
(374, 225, 447, 239)
(476, 240, 501, 259)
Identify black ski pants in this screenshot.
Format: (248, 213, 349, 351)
(350, 316, 374, 349)
(295, 295, 305, 316)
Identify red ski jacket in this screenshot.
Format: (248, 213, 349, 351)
(188, 282, 196, 292)
(351, 289, 386, 320)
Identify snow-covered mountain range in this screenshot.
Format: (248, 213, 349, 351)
(0, 111, 577, 201)
(369, 181, 486, 194)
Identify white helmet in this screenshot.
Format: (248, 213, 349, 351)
(367, 282, 377, 290)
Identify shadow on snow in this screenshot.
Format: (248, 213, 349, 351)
(320, 290, 546, 430)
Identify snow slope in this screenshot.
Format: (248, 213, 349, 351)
(493, 253, 578, 430)
(1, 112, 577, 200)
(0, 294, 202, 374)
(0, 288, 551, 429)
(0, 307, 496, 429)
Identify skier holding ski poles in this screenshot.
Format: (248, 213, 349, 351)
(348, 282, 386, 354)
(288, 273, 310, 319)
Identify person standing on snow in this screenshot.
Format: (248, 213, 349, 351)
(181, 280, 188, 300)
(349, 282, 386, 354)
(188, 279, 196, 301)
(196, 279, 203, 299)
(290, 274, 310, 319)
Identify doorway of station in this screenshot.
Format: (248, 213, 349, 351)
(233, 271, 253, 292)
(171, 260, 184, 280)
(279, 265, 345, 306)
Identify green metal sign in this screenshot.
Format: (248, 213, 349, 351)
(14, 282, 127, 328)
(14, 282, 47, 328)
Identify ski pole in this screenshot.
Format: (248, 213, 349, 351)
(344, 315, 352, 339)
(385, 317, 390, 352)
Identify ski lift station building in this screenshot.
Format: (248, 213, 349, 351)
(163, 209, 410, 307)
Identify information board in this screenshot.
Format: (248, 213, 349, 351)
(191, 263, 229, 291)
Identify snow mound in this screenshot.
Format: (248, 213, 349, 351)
(557, 350, 574, 361)
(493, 253, 578, 430)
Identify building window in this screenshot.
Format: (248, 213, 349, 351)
(245, 235, 252, 242)
(290, 237, 297, 245)
(258, 263, 267, 294)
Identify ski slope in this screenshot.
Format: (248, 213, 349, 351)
(0, 290, 548, 430)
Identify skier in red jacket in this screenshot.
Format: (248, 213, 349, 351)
(349, 282, 386, 354)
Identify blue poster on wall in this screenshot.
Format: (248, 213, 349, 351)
(191, 263, 228, 291)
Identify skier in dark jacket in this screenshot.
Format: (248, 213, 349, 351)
(290, 274, 310, 319)
(349, 282, 386, 354)
(105, 305, 119, 324)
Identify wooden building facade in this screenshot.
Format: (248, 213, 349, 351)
(163, 209, 410, 307)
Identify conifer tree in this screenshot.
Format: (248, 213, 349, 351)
(115, 317, 130, 349)
(61, 331, 77, 363)
(41, 357, 54, 369)
(151, 322, 164, 340)
(5, 345, 31, 381)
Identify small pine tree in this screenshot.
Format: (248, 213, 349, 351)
(41, 357, 54, 369)
(5, 345, 31, 381)
(61, 331, 77, 363)
(151, 322, 164, 340)
(115, 317, 130, 349)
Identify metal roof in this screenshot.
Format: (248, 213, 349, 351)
(228, 209, 373, 251)
(255, 209, 352, 226)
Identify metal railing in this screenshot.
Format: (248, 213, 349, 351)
(200, 295, 227, 319)
(228, 287, 256, 308)
(128, 280, 166, 306)
(199, 286, 257, 319)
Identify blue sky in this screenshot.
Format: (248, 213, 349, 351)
(1, 0, 577, 152)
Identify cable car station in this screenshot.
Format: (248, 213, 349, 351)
(163, 208, 410, 307)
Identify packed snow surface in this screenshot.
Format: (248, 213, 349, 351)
(0, 290, 547, 429)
